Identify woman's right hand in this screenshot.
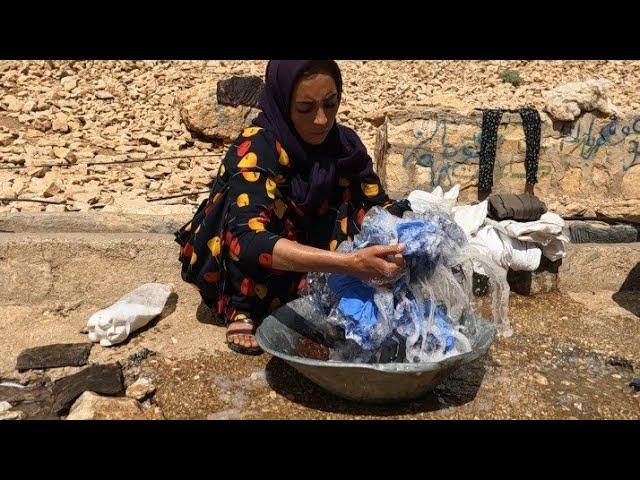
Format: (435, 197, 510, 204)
(348, 243, 406, 284)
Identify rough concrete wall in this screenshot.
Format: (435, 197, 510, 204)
(377, 108, 640, 221)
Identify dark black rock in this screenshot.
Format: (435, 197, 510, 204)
(16, 343, 93, 371)
(51, 364, 124, 415)
(216, 76, 263, 108)
(569, 222, 639, 243)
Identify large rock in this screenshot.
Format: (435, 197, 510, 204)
(543, 78, 617, 121)
(178, 81, 260, 142)
(51, 363, 124, 415)
(66, 391, 163, 420)
(569, 222, 639, 243)
(596, 200, 640, 223)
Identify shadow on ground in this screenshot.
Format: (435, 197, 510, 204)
(196, 301, 225, 326)
(123, 292, 179, 344)
(263, 354, 489, 417)
(612, 262, 640, 317)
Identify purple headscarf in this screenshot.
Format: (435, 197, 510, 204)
(252, 60, 377, 213)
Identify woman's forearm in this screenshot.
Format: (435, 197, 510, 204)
(271, 238, 353, 275)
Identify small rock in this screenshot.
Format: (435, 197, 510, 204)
(4, 95, 24, 112)
(66, 391, 160, 420)
(171, 337, 177, 344)
(0, 132, 18, 146)
(533, 373, 549, 386)
(630, 378, 640, 391)
(0, 401, 12, 412)
(611, 373, 622, 380)
(53, 146, 70, 159)
(0, 410, 25, 420)
(125, 377, 156, 401)
(33, 118, 52, 132)
(52, 113, 70, 133)
(268, 391, 277, 399)
(95, 90, 114, 100)
(135, 134, 161, 147)
(21, 99, 36, 113)
(51, 363, 123, 415)
(61, 76, 77, 91)
(43, 180, 65, 198)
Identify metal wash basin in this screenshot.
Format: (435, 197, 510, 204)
(256, 296, 496, 404)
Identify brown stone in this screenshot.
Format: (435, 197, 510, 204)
(66, 391, 162, 420)
(178, 81, 260, 142)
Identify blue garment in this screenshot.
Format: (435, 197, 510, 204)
(396, 219, 437, 256)
(327, 274, 379, 347)
(425, 300, 456, 353)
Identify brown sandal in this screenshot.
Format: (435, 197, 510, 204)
(226, 317, 263, 356)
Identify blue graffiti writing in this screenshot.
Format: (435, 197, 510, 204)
(560, 115, 640, 160)
(403, 119, 498, 168)
(626, 140, 640, 171)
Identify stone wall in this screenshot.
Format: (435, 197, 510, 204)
(376, 108, 640, 221)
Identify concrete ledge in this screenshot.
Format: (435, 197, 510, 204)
(0, 212, 191, 234)
(0, 233, 184, 306)
(1, 233, 638, 302)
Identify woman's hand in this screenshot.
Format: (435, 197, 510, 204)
(348, 243, 406, 284)
(272, 238, 406, 284)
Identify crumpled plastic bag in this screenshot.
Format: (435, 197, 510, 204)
(86, 283, 173, 347)
(408, 185, 460, 215)
(315, 206, 489, 362)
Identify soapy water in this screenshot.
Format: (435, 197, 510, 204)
(301, 206, 511, 364)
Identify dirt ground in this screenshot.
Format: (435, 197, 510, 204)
(3, 286, 638, 419)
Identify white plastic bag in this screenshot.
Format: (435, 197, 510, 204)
(408, 184, 460, 215)
(452, 200, 488, 239)
(86, 283, 173, 347)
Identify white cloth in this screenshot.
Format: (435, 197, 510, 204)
(471, 226, 542, 272)
(86, 283, 173, 347)
(408, 184, 460, 214)
(484, 212, 569, 261)
(452, 200, 488, 239)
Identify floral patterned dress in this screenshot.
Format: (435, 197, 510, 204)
(175, 126, 396, 325)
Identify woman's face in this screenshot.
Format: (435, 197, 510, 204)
(289, 72, 339, 145)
